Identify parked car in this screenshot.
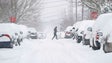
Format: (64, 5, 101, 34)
(82, 21, 95, 45)
(64, 26, 74, 38)
(37, 32, 46, 39)
(90, 13, 112, 52)
(83, 27, 92, 45)
(0, 23, 19, 47)
(103, 33, 112, 53)
(0, 23, 29, 47)
(28, 28, 37, 39)
(73, 20, 95, 43)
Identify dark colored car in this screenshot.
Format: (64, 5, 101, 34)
(30, 32, 37, 39)
(0, 34, 13, 48)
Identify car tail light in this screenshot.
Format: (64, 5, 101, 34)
(66, 32, 70, 34)
(96, 34, 99, 40)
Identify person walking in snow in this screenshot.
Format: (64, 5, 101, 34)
(52, 26, 58, 40)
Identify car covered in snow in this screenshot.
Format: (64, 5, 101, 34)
(90, 13, 112, 53)
(82, 21, 95, 45)
(73, 20, 95, 43)
(28, 27, 37, 39)
(17, 24, 29, 39)
(0, 23, 22, 47)
(13, 24, 29, 44)
(64, 26, 74, 38)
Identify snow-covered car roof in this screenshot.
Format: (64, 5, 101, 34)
(73, 20, 95, 32)
(93, 13, 112, 37)
(28, 27, 37, 33)
(0, 23, 29, 37)
(0, 23, 19, 35)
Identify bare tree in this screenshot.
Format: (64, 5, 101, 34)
(0, 0, 42, 23)
(82, 0, 112, 15)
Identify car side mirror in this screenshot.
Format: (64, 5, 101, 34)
(87, 27, 92, 31)
(98, 32, 103, 36)
(80, 31, 84, 34)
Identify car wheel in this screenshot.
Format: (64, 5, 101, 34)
(96, 41, 101, 48)
(92, 41, 101, 50)
(92, 38, 98, 50)
(77, 38, 82, 43)
(103, 43, 112, 53)
(77, 36, 82, 43)
(103, 44, 107, 53)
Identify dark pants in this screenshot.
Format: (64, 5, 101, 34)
(52, 33, 58, 40)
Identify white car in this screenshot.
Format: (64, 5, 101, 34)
(90, 13, 112, 53)
(83, 21, 95, 45)
(28, 27, 37, 39)
(64, 26, 74, 38)
(73, 20, 95, 43)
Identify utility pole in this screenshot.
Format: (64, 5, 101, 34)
(71, 0, 74, 23)
(75, 0, 77, 22)
(81, 0, 84, 20)
(69, 0, 74, 23)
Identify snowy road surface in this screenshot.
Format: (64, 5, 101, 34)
(0, 39, 112, 63)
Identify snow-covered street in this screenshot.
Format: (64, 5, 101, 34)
(0, 39, 112, 63)
(1, 0, 112, 63)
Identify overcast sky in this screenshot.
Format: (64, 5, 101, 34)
(40, 0, 68, 22)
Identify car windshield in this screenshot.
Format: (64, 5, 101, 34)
(0, 36, 10, 42)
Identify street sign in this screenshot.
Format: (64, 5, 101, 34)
(10, 17, 16, 23)
(91, 12, 98, 19)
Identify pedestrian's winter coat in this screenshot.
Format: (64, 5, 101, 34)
(54, 27, 57, 34)
(52, 26, 58, 40)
